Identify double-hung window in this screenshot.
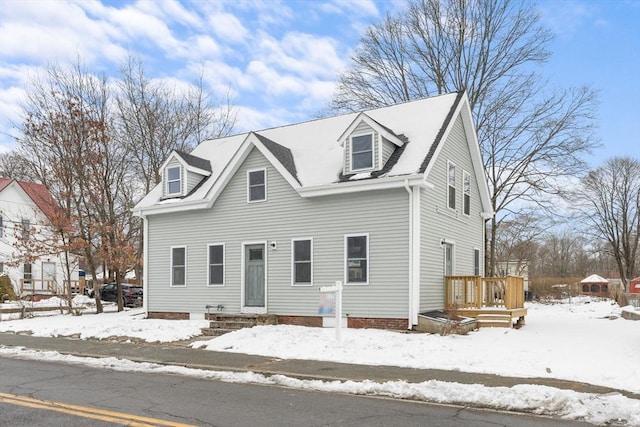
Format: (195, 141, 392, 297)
(474, 248, 480, 276)
(171, 246, 186, 287)
(0, 216, 3, 238)
(167, 166, 182, 196)
(463, 171, 471, 216)
(23, 263, 32, 284)
(447, 161, 456, 210)
(292, 239, 312, 285)
(345, 234, 369, 284)
(248, 169, 266, 202)
(21, 219, 31, 240)
(351, 134, 373, 170)
(208, 244, 224, 286)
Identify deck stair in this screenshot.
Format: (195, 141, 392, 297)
(475, 312, 513, 328)
(203, 313, 278, 336)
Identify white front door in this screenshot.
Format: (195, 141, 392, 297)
(42, 262, 56, 291)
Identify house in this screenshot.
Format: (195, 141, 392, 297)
(0, 178, 79, 298)
(580, 274, 609, 298)
(134, 91, 495, 330)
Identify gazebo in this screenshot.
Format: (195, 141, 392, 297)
(580, 274, 609, 297)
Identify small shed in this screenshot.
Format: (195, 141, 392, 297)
(630, 277, 640, 294)
(580, 274, 609, 297)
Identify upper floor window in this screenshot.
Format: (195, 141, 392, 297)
(345, 234, 369, 284)
(351, 134, 373, 170)
(292, 238, 312, 285)
(463, 171, 471, 216)
(167, 166, 182, 196)
(21, 219, 31, 240)
(447, 161, 456, 210)
(248, 169, 266, 202)
(0, 215, 3, 238)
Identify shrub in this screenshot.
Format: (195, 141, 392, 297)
(0, 274, 17, 302)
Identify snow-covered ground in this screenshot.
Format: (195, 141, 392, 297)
(1, 296, 639, 426)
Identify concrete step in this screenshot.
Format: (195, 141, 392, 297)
(209, 320, 256, 330)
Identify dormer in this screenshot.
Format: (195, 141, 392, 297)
(338, 113, 405, 176)
(160, 150, 212, 199)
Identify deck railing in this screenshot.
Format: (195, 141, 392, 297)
(445, 276, 525, 310)
(19, 279, 85, 297)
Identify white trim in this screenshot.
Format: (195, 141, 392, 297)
(337, 113, 404, 148)
(207, 243, 225, 287)
(142, 217, 148, 314)
(463, 170, 471, 216)
(473, 247, 481, 276)
(349, 132, 375, 173)
(447, 160, 457, 211)
(291, 237, 313, 286)
(240, 241, 268, 313)
(166, 165, 183, 196)
(344, 233, 370, 286)
(442, 240, 455, 276)
(170, 245, 187, 287)
(247, 168, 267, 203)
(299, 174, 426, 198)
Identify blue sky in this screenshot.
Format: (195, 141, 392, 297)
(0, 0, 638, 166)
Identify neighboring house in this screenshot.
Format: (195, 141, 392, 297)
(134, 91, 493, 330)
(497, 260, 529, 291)
(0, 178, 79, 296)
(580, 274, 609, 298)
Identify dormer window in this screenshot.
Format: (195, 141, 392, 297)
(351, 134, 373, 171)
(167, 166, 182, 196)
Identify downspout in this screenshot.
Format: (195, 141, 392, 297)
(404, 180, 414, 330)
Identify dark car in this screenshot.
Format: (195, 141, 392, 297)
(90, 283, 143, 307)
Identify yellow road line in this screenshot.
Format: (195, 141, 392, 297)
(0, 392, 196, 426)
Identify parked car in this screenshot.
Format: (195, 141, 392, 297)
(88, 283, 143, 307)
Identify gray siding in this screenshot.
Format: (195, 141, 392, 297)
(344, 121, 379, 174)
(186, 171, 204, 194)
(148, 147, 411, 318)
(419, 114, 485, 311)
(381, 137, 395, 166)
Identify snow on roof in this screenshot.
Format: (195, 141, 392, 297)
(580, 274, 609, 284)
(135, 92, 462, 211)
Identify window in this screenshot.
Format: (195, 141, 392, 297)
(21, 219, 31, 240)
(463, 171, 471, 215)
(474, 248, 480, 276)
(345, 234, 368, 284)
(171, 246, 186, 287)
(23, 263, 32, 284)
(351, 134, 373, 170)
(0, 216, 3, 238)
(208, 244, 224, 286)
(0, 262, 4, 273)
(448, 161, 456, 210)
(248, 169, 266, 202)
(292, 239, 312, 285)
(167, 166, 182, 196)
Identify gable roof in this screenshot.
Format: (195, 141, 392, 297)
(135, 91, 491, 216)
(174, 150, 212, 173)
(0, 178, 58, 221)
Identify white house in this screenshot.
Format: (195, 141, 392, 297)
(134, 92, 495, 329)
(0, 178, 79, 297)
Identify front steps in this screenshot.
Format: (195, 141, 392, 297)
(456, 308, 527, 329)
(202, 313, 278, 336)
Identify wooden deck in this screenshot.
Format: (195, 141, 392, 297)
(19, 278, 85, 300)
(445, 276, 527, 328)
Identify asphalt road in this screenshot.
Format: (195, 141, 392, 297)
(0, 357, 592, 427)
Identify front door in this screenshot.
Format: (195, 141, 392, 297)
(244, 244, 265, 308)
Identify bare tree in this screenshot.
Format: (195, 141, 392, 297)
(575, 157, 640, 291)
(330, 0, 598, 275)
(0, 151, 38, 181)
(114, 56, 237, 282)
(15, 59, 139, 312)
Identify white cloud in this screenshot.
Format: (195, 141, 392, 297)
(318, 0, 381, 17)
(206, 12, 250, 44)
